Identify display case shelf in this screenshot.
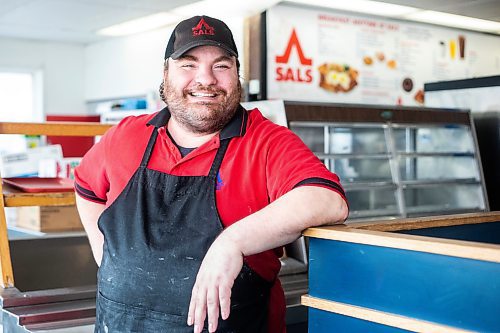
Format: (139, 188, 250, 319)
(315, 153, 390, 159)
(348, 209, 400, 219)
(400, 178, 480, 187)
(404, 205, 484, 216)
(342, 182, 396, 189)
(397, 152, 475, 157)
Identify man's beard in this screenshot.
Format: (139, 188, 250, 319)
(163, 78, 241, 135)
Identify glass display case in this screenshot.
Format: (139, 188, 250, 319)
(285, 102, 488, 221)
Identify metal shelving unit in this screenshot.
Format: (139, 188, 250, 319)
(0, 122, 111, 332)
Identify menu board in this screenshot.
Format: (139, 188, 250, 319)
(266, 3, 500, 106)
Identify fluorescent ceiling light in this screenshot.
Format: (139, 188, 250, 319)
(96, 0, 500, 37)
(403, 11, 500, 34)
(171, 0, 282, 17)
(98, 12, 179, 36)
(285, 0, 418, 17)
(97, 0, 282, 37)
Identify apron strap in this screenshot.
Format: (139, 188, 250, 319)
(140, 127, 159, 167)
(208, 138, 230, 178)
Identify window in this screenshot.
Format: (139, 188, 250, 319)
(0, 70, 42, 154)
(0, 72, 34, 122)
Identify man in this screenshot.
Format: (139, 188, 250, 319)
(75, 15, 348, 333)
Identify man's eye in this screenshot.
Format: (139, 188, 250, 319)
(181, 63, 195, 68)
(215, 64, 230, 69)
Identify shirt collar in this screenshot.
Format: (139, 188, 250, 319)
(147, 104, 248, 140)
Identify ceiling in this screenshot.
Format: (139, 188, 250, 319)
(0, 0, 199, 43)
(0, 0, 499, 44)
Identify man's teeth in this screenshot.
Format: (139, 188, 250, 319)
(191, 92, 216, 97)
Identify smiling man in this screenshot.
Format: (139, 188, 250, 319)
(74, 15, 348, 333)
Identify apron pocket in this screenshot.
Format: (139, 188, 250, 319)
(96, 291, 191, 333)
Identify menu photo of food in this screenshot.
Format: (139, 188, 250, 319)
(318, 63, 359, 93)
(400, 77, 424, 104)
(402, 77, 414, 92)
(414, 89, 425, 104)
(363, 51, 397, 69)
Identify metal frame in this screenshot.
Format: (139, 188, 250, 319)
(0, 122, 111, 332)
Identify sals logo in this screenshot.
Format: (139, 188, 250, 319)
(192, 18, 215, 36)
(275, 29, 313, 83)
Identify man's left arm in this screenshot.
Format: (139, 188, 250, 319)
(188, 185, 348, 333)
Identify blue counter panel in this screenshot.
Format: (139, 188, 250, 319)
(396, 221, 500, 245)
(308, 307, 412, 333)
(309, 238, 500, 332)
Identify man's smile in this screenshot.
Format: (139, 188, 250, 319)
(186, 89, 224, 103)
(190, 92, 217, 97)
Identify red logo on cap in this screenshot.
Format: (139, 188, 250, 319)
(192, 18, 215, 36)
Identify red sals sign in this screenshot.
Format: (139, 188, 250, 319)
(275, 29, 313, 83)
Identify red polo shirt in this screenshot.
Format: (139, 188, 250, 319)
(75, 106, 346, 332)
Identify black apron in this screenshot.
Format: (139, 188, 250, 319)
(94, 128, 271, 333)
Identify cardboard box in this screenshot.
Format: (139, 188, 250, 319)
(16, 205, 83, 232)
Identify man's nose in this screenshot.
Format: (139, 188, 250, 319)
(195, 66, 217, 86)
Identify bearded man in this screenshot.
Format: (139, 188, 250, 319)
(75, 15, 348, 333)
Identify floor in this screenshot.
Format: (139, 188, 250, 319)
(1, 322, 308, 332)
(1, 323, 308, 332)
(0, 324, 95, 333)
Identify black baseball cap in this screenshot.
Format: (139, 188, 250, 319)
(164, 15, 238, 60)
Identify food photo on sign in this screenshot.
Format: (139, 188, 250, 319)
(317, 63, 358, 93)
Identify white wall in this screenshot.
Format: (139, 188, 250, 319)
(84, 16, 245, 105)
(84, 27, 169, 102)
(0, 37, 86, 116)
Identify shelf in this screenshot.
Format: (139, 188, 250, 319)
(8, 225, 87, 240)
(405, 205, 484, 216)
(401, 178, 480, 187)
(345, 215, 400, 223)
(0, 121, 112, 289)
(343, 182, 396, 190)
(397, 152, 475, 157)
(348, 209, 400, 219)
(0, 122, 110, 211)
(2, 184, 75, 207)
(315, 153, 390, 159)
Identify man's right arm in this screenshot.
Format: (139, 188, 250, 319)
(75, 195, 106, 266)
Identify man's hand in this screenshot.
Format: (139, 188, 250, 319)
(187, 235, 243, 333)
(186, 186, 348, 332)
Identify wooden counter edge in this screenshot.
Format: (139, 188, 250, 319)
(301, 295, 473, 333)
(303, 225, 500, 263)
(346, 211, 500, 232)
